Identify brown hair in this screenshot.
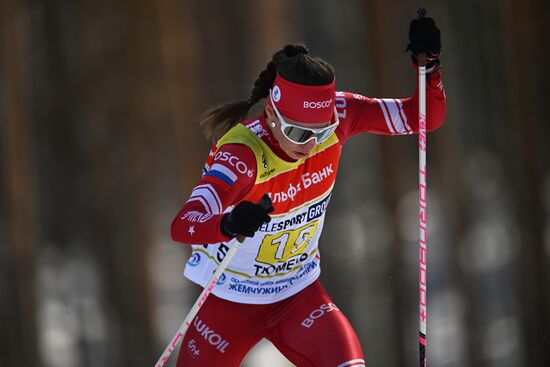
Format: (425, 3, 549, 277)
(200, 44, 335, 142)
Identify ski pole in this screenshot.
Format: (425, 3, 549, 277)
(153, 194, 273, 367)
(416, 7, 428, 367)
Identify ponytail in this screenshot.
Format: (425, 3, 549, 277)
(200, 44, 334, 143)
(199, 100, 252, 144)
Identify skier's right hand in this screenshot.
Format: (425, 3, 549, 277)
(221, 195, 274, 238)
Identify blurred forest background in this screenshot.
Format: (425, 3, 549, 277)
(2, 0, 550, 366)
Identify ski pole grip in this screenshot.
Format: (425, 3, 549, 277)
(416, 8, 428, 67)
(235, 194, 273, 243)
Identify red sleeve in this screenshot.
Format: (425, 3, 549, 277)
(171, 143, 256, 245)
(335, 70, 446, 143)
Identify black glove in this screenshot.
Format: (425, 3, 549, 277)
(406, 15, 441, 73)
(406, 16, 441, 55)
(221, 195, 274, 238)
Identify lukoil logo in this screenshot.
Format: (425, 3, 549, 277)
(303, 99, 332, 109)
(193, 317, 230, 353)
(272, 86, 281, 102)
(188, 253, 201, 266)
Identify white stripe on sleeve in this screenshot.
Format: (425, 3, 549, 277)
(376, 98, 396, 134)
(186, 196, 213, 214)
(383, 99, 408, 134)
(396, 99, 413, 134)
(201, 184, 222, 212)
(188, 184, 222, 214)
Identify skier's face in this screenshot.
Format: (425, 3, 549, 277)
(266, 105, 330, 160)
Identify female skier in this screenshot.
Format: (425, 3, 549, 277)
(171, 16, 445, 367)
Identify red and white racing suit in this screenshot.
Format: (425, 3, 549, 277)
(171, 72, 446, 366)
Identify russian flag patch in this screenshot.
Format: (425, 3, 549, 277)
(205, 164, 238, 186)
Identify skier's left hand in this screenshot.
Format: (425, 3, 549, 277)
(406, 16, 441, 73)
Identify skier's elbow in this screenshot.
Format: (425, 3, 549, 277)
(427, 115, 445, 132)
(170, 219, 190, 245)
(427, 104, 446, 132)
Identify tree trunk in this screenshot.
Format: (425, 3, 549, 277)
(0, 0, 39, 365)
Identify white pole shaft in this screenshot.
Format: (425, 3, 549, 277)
(418, 62, 428, 367)
(153, 240, 243, 367)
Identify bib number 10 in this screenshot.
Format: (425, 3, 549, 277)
(256, 221, 319, 265)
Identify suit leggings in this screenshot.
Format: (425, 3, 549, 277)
(176, 279, 365, 367)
